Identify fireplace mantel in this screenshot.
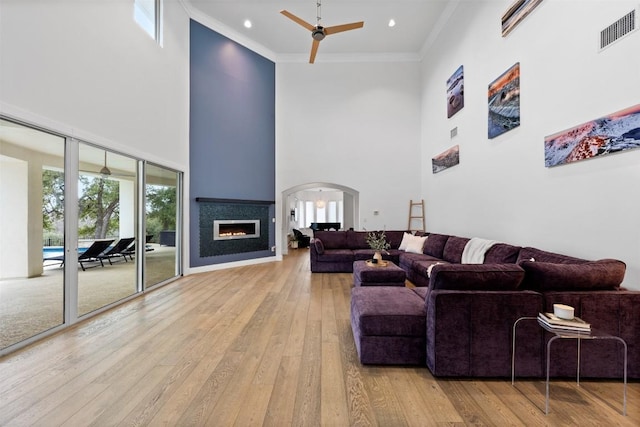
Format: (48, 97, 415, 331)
(195, 197, 274, 205)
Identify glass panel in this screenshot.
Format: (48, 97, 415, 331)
(0, 119, 65, 349)
(328, 201, 337, 222)
(305, 201, 314, 228)
(144, 163, 179, 287)
(77, 145, 137, 316)
(134, 0, 157, 40)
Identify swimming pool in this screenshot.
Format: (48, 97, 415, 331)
(43, 246, 88, 259)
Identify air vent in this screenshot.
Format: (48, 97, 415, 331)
(600, 8, 637, 51)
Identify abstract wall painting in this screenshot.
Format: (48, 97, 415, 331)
(432, 145, 460, 174)
(488, 62, 520, 139)
(502, 0, 544, 37)
(447, 65, 464, 118)
(544, 104, 640, 167)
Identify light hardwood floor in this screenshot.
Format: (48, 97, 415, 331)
(0, 249, 637, 426)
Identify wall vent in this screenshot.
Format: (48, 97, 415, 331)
(600, 8, 637, 51)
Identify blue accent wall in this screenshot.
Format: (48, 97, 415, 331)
(189, 20, 275, 267)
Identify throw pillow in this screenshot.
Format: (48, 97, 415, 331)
(314, 238, 325, 255)
(405, 234, 428, 254)
(398, 232, 413, 251)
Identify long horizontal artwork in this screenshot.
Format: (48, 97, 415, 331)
(432, 145, 460, 174)
(544, 104, 640, 167)
(488, 62, 520, 139)
(502, 0, 544, 37)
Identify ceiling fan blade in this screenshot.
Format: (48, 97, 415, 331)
(309, 39, 320, 64)
(280, 10, 315, 31)
(324, 21, 364, 35)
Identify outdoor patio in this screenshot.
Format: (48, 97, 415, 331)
(0, 244, 177, 349)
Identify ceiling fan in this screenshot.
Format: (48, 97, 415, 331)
(80, 151, 135, 179)
(280, 1, 364, 64)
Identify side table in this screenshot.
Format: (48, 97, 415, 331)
(512, 316, 627, 415)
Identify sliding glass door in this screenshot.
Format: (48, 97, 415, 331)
(77, 144, 138, 316)
(0, 117, 182, 354)
(0, 119, 66, 349)
(144, 163, 180, 288)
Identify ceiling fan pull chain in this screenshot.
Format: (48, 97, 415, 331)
(316, 1, 321, 26)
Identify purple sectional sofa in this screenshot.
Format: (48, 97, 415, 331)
(311, 230, 639, 378)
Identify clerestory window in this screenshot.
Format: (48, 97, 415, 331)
(134, 0, 162, 43)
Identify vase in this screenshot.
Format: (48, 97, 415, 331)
(373, 251, 382, 264)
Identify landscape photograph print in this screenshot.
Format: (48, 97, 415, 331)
(502, 0, 544, 36)
(447, 65, 464, 118)
(432, 145, 460, 174)
(488, 62, 520, 139)
(544, 104, 640, 167)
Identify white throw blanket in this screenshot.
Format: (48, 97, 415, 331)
(461, 237, 499, 264)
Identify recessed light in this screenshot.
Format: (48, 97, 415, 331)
(388, 19, 396, 27)
(244, 19, 252, 29)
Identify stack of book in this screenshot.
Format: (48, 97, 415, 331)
(538, 312, 591, 333)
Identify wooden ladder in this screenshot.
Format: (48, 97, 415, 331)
(407, 199, 426, 233)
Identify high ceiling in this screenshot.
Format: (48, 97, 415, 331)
(185, 0, 458, 61)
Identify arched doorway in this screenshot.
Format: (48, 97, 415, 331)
(281, 182, 359, 254)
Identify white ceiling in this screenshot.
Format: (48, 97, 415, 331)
(185, 0, 458, 61)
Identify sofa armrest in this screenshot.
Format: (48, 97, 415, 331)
(429, 263, 525, 291)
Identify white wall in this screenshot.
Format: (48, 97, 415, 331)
(421, 1, 640, 289)
(276, 61, 423, 232)
(0, 0, 189, 170)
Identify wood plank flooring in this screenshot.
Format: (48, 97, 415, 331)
(0, 249, 637, 426)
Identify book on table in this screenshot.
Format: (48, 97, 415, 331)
(538, 312, 591, 332)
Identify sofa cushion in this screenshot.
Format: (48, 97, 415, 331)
(442, 236, 470, 263)
(398, 252, 441, 270)
(347, 230, 370, 249)
(316, 249, 355, 263)
(484, 243, 521, 264)
(517, 247, 587, 264)
(314, 238, 325, 254)
(413, 259, 450, 278)
(385, 231, 407, 249)
(351, 287, 426, 337)
(314, 231, 347, 249)
(520, 259, 625, 291)
(429, 263, 525, 291)
(422, 233, 449, 258)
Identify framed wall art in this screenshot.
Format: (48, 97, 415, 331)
(502, 0, 544, 37)
(488, 62, 520, 139)
(544, 104, 640, 167)
(432, 145, 460, 174)
(447, 65, 464, 118)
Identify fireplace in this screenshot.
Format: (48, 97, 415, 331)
(213, 219, 260, 241)
(197, 197, 272, 259)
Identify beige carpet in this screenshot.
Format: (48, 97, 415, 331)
(0, 245, 177, 349)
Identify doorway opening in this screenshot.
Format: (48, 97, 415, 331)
(281, 182, 359, 254)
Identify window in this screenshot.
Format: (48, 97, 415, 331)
(134, 0, 161, 42)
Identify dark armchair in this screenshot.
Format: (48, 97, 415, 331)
(292, 229, 311, 248)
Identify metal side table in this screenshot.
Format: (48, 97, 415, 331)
(512, 316, 627, 415)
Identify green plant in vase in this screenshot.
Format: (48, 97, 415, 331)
(366, 231, 390, 264)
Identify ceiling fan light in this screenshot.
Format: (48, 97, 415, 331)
(312, 27, 325, 41)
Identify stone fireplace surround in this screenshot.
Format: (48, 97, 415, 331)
(196, 198, 272, 257)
